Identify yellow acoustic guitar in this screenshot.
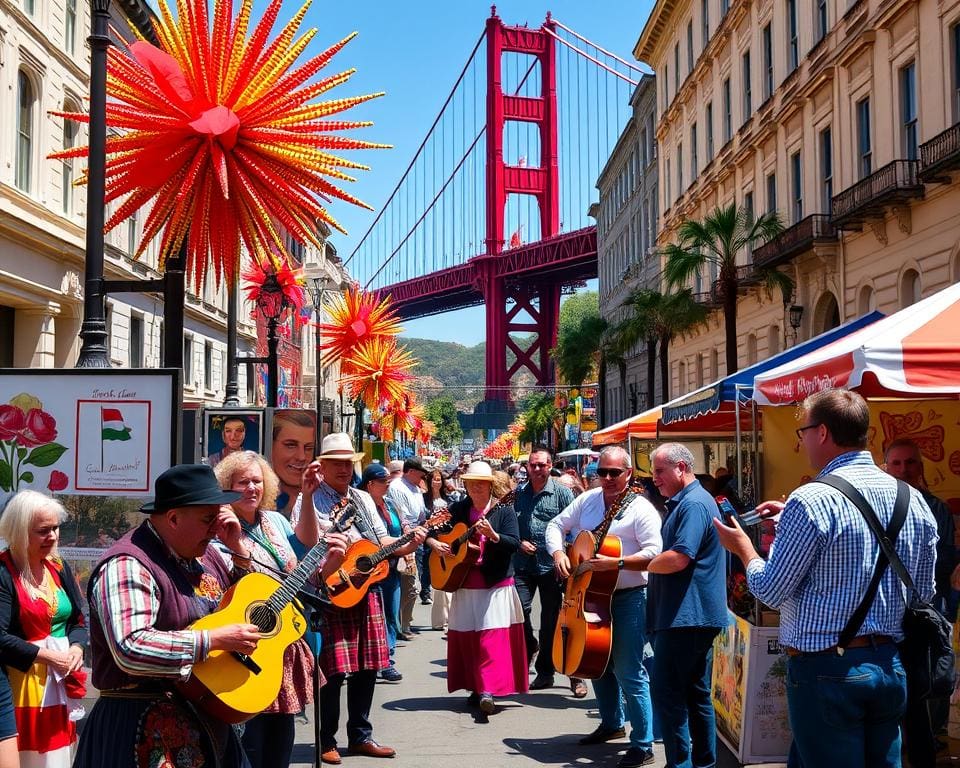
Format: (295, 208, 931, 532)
(180, 499, 357, 724)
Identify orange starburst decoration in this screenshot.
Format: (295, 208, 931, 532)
(319, 287, 403, 367)
(51, 0, 387, 291)
(340, 337, 416, 411)
(241, 258, 306, 316)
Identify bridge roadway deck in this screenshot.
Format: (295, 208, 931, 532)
(287, 601, 786, 768)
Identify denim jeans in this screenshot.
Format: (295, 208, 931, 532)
(379, 572, 401, 660)
(785, 643, 907, 768)
(592, 587, 654, 751)
(651, 626, 719, 768)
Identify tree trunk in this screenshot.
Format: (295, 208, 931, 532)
(646, 336, 657, 409)
(659, 334, 671, 402)
(598, 353, 608, 426)
(723, 278, 739, 375)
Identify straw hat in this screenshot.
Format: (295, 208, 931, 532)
(460, 460, 495, 482)
(316, 432, 365, 462)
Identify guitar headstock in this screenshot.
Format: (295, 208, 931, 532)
(329, 497, 358, 533)
(425, 509, 452, 530)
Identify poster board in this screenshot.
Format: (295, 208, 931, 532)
(0, 369, 178, 504)
(202, 409, 264, 467)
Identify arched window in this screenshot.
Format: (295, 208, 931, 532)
(16, 71, 36, 193)
(678, 361, 687, 393)
(768, 325, 781, 355)
(710, 348, 719, 379)
(814, 292, 841, 334)
(900, 269, 921, 308)
(746, 333, 758, 366)
(858, 284, 876, 315)
(61, 101, 79, 215)
(696, 353, 705, 387)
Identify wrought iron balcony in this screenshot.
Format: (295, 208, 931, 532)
(752, 214, 838, 269)
(831, 160, 924, 229)
(919, 121, 960, 183)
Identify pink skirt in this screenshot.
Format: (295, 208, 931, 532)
(446, 575, 529, 696)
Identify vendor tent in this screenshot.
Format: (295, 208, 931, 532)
(754, 284, 960, 405)
(592, 406, 662, 446)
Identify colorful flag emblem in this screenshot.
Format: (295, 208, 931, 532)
(101, 408, 132, 441)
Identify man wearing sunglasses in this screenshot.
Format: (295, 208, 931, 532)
(647, 442, 727, 768)
(546, 446, 662, 768)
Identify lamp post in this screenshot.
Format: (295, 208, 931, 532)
(308, 277, 329, 438)
(254, 273, 289, 408)
(788, 304, 804, 342)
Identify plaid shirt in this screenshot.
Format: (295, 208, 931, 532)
(746, 451, 938, 652)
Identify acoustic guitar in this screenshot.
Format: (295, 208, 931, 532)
(429, 491, 516, 592)
(180, 498, 357, 724)
(552, 485, 640, 679)
(325, 509, 452, 608)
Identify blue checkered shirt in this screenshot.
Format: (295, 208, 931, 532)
(746, 451, 938, 652)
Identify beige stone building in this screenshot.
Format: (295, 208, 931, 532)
(635, 0, 960, 399)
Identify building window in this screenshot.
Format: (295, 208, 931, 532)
(647, 115, 656, 162)
(663, 65, 670, 109)
(820, 127, 833, 212)
(691, 123, 698, 179)
(65, 0, 77, 55)
(790, 151, 803, 223)
(687, 21, 694, 73)
(184, 335, 194, 387)
(640, 128, 648, 167)
(702, 0, 710, 48)
(856, 97, 872, 178)
(677, 143, 684, 191)
(816, 0, 828, 44)
(744, 190, 754, 222)
(23, 0, 34, 15)
(722, 78, 732, 143)
(675, 42, 680, 91)
(766, 171, 777, 214)
(706, 102, 714, 162)
(787, 0, 799, 72)
(666, 158, 672, 206)
(61, 110, 78, 216)
(742, 49, 752, 122)
(127, 214, 137, 256)
(204, 341, 213, 390)
(746, 334, 758, 366)
(953, 24, 960, 122)
(762, 24, 774, 101)
(16, 72, 35, 194)
(900, 269, 921, 308)
(900, 61, 918, 161)
(129, 314, 144, 368)
(721, 0, 729, 15)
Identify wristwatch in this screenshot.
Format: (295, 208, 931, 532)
(617, 559, 625, 570)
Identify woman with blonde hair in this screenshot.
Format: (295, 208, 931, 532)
(427, 461, 527, 716)
(0, 490, 87, 768)
(214, 451, 338, 768)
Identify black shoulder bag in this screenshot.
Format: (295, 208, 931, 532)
(819, 474, 956, 701)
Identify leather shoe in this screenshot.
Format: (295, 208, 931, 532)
(617, 746, 655, 767)
(349, 740, 396, 758)
(320, 747, 341, 765)
(570, 677, 588, 698)
(530, 674, 555, 690)
(397, 632, 415, 641)
(579, 726, 626, 745)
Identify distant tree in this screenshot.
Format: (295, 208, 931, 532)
(553, 294, 607, 387)
(518, 393, 565, 450)
(662, 203, 792, 375)
(557, 291, 600, 338)
(424, 396, 463, 448)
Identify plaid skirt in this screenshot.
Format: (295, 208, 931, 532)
(319, 589, 389, 676)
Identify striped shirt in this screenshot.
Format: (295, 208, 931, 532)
(746, 451, 938, 652)
(89, 523, 244, 680)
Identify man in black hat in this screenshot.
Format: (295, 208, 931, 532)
(74, 463, 344, 768)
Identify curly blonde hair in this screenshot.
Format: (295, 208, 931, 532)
(213, 450, 280, 512)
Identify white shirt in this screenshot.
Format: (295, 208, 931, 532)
(387, 475, 426, 527)
(545, 487, 663, 590)
(291, 483, 388, 545)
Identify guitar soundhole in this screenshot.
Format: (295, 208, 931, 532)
(249, 604, 278, 634)
(356, 556, 373, 573)
(450, 542, 460, 557)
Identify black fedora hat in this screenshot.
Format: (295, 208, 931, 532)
(140, 464, 242, 513)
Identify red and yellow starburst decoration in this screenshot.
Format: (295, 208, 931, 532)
(340, 336, 417, 411)
(318, 287, 403, 367)
(241, 258, 306, 318)
(51, 0, 387, 291)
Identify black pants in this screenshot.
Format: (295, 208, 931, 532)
(241, 712, 295, 768)
(416, 544, 432, 600)
(319, 670, 376, 749)
(514, 569, 562, 677)
(903, 694, 949, 768)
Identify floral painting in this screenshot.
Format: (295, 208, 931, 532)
(0, 393, 68, 492)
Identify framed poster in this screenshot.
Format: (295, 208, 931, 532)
(202, 409, 264, 468)
(0, 369, 178, 503)
(265, 408, 317, 503)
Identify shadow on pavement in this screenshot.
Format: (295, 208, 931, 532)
(503, 736, 626, 767)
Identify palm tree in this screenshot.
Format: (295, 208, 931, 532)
(662, 203, 793, 375)
(518, 393, 566, 450)
(552, 312, 608, 388)
(611, 287, 707, 406)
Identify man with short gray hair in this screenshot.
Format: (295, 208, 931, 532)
(647, 442, 727, 768)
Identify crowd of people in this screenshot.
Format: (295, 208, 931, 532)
(0, 387, 950, 768)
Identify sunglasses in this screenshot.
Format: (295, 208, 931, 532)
(528, 462, 550, 470)
(596, 468, 625, 479)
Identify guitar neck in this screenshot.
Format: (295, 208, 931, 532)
(266, 538, 329, 612)
(369, 530, 414, 566)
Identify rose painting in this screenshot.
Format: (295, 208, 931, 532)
(0, 393, 68, 492)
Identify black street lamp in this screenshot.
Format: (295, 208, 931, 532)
(254, 273, 289, 408)
(308, 277, 328, 434)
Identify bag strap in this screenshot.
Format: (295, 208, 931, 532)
(816, 475, 911, 649)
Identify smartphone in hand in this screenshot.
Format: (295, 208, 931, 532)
(716, 496, 743, 528)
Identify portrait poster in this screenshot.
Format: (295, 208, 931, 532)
(0, 369, 178, 505)
(202, 409, 264, 468)
(265, 409, 318, 504)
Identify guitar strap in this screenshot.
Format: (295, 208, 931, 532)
(347, 488, 382, 546)
(591, 490, 637, 538)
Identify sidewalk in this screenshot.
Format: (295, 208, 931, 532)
(290, 600, 787, 768)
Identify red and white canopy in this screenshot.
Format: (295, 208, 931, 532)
(754, 282, 960, 405)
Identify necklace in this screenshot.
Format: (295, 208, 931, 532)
(22, 564, 58, 617)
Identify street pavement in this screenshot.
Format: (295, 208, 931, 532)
(289, 600, 787, 768)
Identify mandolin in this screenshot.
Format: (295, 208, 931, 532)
(552, 483, 641, 679)
(180, 498, 357, 724)
(325, 509, 452, 608)
(429, 491, 517, 592)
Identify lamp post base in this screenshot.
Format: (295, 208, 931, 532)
(75, 321, 111, 368)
